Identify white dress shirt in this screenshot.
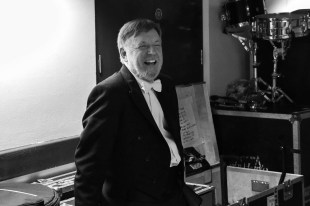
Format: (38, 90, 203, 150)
(131, 74, 181, 167)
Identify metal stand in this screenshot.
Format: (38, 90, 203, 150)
(231, 34, 294, 105)
(268, 40, 294, 103)
(231, 35, 268, 93)
(251, 42, 270, 93)
(246, 41, 273, 107)
(231, 35, 271, 108)
(250, 39, 294, 104)
(252, 42, 259, 92)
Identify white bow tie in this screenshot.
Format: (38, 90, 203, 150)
(141, 79, 162, 93)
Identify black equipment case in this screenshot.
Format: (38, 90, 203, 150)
(212, 108, 310, 205)
(0, 182, 60, 206)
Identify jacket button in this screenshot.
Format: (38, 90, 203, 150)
(137, 136, 142, 140)
(145, 157, 150, 162)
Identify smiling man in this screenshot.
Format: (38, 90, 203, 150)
(119, 23, 163, 82)
(74, 19, 192, 206)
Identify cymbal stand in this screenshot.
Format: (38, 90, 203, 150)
(251, 41, 270, 93)
(230, 34, 293, 104)
(231, 34, 250, 51)
(268, 39, 294, 103)
(252, 41, 259, 92)
(248, 41, 273, 104)
(232, 35, 272, 103)
(231, 34, 267, 91)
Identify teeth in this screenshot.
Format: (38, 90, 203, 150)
(145, 60, 156, 65)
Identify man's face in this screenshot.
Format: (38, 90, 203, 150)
(122, 29, 163, 82)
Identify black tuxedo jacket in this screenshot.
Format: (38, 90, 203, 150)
(74, 66, 185, 206)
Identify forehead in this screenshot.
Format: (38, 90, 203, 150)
(126, 29, 161, 46)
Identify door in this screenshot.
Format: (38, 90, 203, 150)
(95, 0, 203, 85)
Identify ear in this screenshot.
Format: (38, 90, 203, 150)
(120, 48, 127, 62)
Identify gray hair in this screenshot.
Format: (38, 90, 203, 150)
(117, 19, 162, 63)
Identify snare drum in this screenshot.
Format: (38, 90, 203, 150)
(253, 13, 303, 40)
(224, 0, 265, 29)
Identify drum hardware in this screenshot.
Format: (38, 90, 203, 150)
(267, 39, 294, 103)
(252, 41, 267, 93)
(221, 0, 269, 108)
(222, 0, 266, 30)
(230, 35, 265, 94)
(250, 37, 294, 104)
(231, 34, 251, 51)
(221, 0, 266, 36)
(231, 38, 272, 106)
(241, 40, 271, 107)
(250, 13, 292, 103)
(221, 1, 310, 106)
(250, 12, 310, 104)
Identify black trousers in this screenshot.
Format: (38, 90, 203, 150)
(127, 190, 188, 206)
(102, 167, 188, 206)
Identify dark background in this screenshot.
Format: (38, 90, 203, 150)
(95, 0, 203, 85)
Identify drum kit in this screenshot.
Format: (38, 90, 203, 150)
(222, 0, 310, 105)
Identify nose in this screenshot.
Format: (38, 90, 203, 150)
(147, 45, 156, 54)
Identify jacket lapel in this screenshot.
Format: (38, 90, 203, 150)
(120, 66, 160, 132)
(120, 66, 184, 158)
(156, 80, 178, 138)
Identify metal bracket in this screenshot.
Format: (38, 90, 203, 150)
(289, 114, 301, 124)
(237, 197, 248, 206)
(266, 184, 280, 206)
(283, 179, 294, 201)
(252, 180, 270, 192)
(274, 186, 279, 206)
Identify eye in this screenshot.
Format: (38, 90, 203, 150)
(138, 45, 148, 50)
(137, 44, 162, 50)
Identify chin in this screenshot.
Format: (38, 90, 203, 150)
(141, 75, 156, 82)
(148, 71, 160, 81)
(138, 69, 161, 81)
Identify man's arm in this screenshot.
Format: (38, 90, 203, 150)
(74, 84, 121, 206)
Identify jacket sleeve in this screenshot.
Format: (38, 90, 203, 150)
(74, 84, 121, 206)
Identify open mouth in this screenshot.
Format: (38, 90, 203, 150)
(144, 60, 156, 65)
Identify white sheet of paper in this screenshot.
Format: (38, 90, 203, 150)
(176, 84, 220, 166)
(178, 96, 202, 148)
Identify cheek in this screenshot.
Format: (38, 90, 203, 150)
(136, 53, 146, 64)
(128, 52, 140, 64)
(158, 50, 163, 60)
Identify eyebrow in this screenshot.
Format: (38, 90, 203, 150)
(137, 39, 161, 46)
(142, 39, 162, 44)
